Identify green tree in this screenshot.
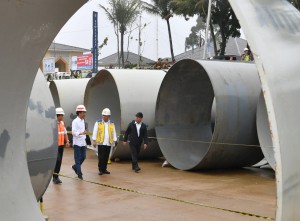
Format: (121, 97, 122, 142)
(185, 16, 205, 51)
(171, 0, 241, 56)
(100, 0, 141, 68)
(143, 0, 176, 61)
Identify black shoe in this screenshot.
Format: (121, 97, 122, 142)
(53, 177, 62, 184)
(135, 166, 141, 172)
(72, 165, 78, 175)
(103, 170, 110, 174)
(78, 175, 83, 180)
(132, 163, 137, 170)
(56, 177, 62, 184)
(98, 171, 103, 175)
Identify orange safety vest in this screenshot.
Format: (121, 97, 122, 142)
(58, 121, 65, 146)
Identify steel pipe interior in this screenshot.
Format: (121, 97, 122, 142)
(257, 92, 275, 170)
(84, 69, 166, 160)
(26, 70, 57, 201)
(49, 79, 90, 130)
(155, 59, 263, 170)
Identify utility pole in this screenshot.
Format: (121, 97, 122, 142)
(137, 10, 142, 69)
(203, 0, 212, 59)
(156, 16, 158, 60)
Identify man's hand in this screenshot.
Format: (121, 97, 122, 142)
(144, 144, 148, 150)
(66, 141, 70, 148)
(80, 130, 87, 135)
(93, 140, 97, 148)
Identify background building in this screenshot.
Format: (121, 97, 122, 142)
(40, 42, 90, 73)
(99, 51, 155, 68)
(175, 37, 248, 61)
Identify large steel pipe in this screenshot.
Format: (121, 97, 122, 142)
(257, 93, 275, 170)
(155, 59, 263, 170)
(228, 1, 300, 219)
(49, 79, 89, 130)
(0, 1, 86, 220)
(26, 70, 57, 201)
(84, 69, 165, 160)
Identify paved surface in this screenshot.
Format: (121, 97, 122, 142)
(44, 148, 276, 221)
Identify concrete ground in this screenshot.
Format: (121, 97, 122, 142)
(44, 148, 276, 221)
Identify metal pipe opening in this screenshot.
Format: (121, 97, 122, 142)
(156, 59, 263, 170)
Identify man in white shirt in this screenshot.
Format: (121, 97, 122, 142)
(72, 105, 87, 180)
(92, 108, 117, 175)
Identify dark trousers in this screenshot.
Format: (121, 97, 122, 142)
(98, 145, 111, 172)
(130, 144, 141, 165)
(73, 145, 86, 176)
(53, 145, 64, 179)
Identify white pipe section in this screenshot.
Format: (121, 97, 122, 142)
(84, 69, 165, 160)
(0, 1, 86, 220)
(229, 0, 300, 220)
(257, 93, 275, 170)
(49, 79, 90, 130)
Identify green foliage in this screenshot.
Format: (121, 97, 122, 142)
(142, 0, 173, 19)
(99, 0, 142, 67)
(185, 16, 205, 50)
(171, 0, 241, 56)
(142, 0, 175, 60)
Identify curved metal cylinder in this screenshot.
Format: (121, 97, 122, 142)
(228, 1, 300, 219)
(155, 59, 263, 170)
(26, 70, 57, 201)
(49, 79, 90, 130)
(84, 69, 166, 160)
(0, 1, 85, 220)
(257, 92, 275, 170)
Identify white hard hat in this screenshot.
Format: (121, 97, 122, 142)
(244, 48, 249, 51)
(102, 108, 111, 116)
(76, 105, 87, 112)
(55, 107, 65, 115)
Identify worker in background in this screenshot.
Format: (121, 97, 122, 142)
(123, 112, 148, 172)
(162, 58, 169, 69)
(241, 48, 251, 61)
(71, 105, 87, 180)
(154, 58, 162, 69)
(92, 108, 117, 175)
(53, 107, 70, 184)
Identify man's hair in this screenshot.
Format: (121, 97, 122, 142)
(76, 111, 84, 116)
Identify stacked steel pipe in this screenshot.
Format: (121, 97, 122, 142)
(84, 69, 166, 160)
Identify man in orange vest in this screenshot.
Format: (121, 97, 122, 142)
(53, 107, 70, 184)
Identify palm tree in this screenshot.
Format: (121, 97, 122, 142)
(143, 0, 175, 61)
(100, 0, 141, 68)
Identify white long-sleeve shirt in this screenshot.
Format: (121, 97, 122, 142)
(72, 117, 86, 146)
(92, 120, 117, 146)
(135, 121, 142, 137)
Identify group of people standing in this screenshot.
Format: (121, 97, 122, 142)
(53, 105, 148, 183)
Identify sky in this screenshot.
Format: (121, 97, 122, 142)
(54, 0, 198, 61)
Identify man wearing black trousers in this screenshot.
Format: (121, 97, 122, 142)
(123, 112, 148, 172)
(92, 108, 117, 175)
